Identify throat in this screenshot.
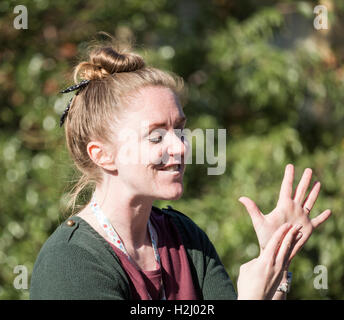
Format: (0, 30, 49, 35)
(122, 236, 158, 271)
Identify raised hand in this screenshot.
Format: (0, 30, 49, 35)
(237, 223, 303, 300)
(238, 164, 331, 266)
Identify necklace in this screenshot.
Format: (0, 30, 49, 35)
(90, 195, 166, 300)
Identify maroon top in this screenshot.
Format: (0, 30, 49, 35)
(108, 208, 198, 300)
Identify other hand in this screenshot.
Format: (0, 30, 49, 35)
(238, 164, 331, 266)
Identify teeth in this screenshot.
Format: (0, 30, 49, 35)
(160, 164, 180, 172)
(166, 165, 179, 171)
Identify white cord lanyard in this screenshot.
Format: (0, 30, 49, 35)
(90, 196, 166, 300)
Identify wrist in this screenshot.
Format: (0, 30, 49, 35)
(277, 271, 292, 293)
(279, 270, 289, 283)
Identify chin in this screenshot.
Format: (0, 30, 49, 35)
(158, 185, 184, 201)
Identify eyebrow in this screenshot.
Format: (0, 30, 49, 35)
(148, 116, 187, 132)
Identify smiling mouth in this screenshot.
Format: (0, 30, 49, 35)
(157, 164, 182, 173)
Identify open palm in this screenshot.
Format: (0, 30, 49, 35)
(239, 164, 331, 265)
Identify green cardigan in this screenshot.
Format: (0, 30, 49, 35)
(30, 206, 237, 300)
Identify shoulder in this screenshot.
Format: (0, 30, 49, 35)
(153, 205, 198, 230)
(155, 205, 237, 300)
(36, 216, 105, 255)
(30, 216, 130, 299)
(153, 205, 199, 230)
(153, 205, 211, 252)
(32, 216, 122, 270)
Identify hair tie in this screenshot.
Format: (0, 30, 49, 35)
(59, 79, 90, 127)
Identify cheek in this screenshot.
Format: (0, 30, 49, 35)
(115, 140, 139, 165)
(140, 143, 164, 166)
(182, 137, 191, 159)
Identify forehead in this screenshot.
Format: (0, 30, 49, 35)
(125, 86, 185, 124)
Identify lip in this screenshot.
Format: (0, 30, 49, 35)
(155, 163, 184, 175)
(158, 163, 182, 170)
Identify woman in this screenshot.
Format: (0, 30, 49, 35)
(30, 39, 331, 300)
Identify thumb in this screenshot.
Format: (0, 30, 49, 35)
(238, 196, 264, 227)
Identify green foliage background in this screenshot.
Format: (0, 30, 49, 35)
(0, 0, 343, 299)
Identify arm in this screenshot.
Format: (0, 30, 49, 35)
(167, 209, 237, 300)
(200, 231, 238, 300)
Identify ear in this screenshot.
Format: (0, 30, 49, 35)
(87, 141, 116, 171)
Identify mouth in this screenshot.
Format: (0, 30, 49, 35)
(156, 164, 183, 175)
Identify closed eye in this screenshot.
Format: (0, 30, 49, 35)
(149, 135, 163, 143)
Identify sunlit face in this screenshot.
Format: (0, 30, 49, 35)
(111, 86, 188, 200)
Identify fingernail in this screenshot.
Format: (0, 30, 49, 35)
(296, 232, 303, 240)
(295, 224, 303, 230)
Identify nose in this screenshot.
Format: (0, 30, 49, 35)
(166, 129, 187, 160)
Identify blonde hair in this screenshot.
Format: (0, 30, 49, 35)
(62, 34, 185, 216)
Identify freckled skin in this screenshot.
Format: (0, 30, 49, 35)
(112, 86, 188, 201)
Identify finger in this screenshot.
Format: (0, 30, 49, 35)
(287, 231, 310, 263)
(293, 168, 313, 203)
(278, 164, 294, 201)
(262, 223, 292, 262)
(288, 210, 331, 262)
(238, 197, 264, 228)
(303, 181, 321, 214)
(311, 209, 332, 228)
(275, 224, 303, 267)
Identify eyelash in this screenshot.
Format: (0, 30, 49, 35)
(149, 135, 163, 144)
(149, 128, 185, 144)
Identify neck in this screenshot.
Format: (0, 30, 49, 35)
(92, 184, 154, 250)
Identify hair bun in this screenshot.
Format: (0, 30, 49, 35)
(74, 46, 145, 82)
